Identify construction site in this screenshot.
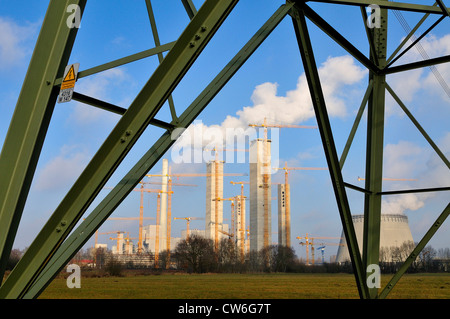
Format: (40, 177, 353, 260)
(0, 0, 449, 300)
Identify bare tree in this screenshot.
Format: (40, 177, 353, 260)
(174, 235, 216, 273)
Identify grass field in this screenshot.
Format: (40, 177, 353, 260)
(38, 272, 450, 299)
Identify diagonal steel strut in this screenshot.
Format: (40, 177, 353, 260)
(290, 2, 368, 299)
(22, 3, 293, 299)
(0, 0, 239, 299)
(0, 0, 87, 283)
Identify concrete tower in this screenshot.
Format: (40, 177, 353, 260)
(234, 195, 246, 256)
(278, 183, 290, 247)
(159, 159, 168, 251)
(336, 214, 414, 263)
(205, 160, 224, 242)
(249, 139, 271, 252)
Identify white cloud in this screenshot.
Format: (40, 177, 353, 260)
(174, 55, 367, 152)
(0, 17, 37, 70)
(34, 145, 90, 191)
(387, 33, 450, 106)
(381, 134, 450, 215)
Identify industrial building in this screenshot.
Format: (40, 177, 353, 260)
(277, 184, 290, 247)
(205, 159, 227, 243)
(249, 138, 272, 252)
(335, 214, 415, 263)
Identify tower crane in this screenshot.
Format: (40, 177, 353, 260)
(109, 231, 126, 254)
(146, 168, 197, 255)
(149, 165, 246, 253)
(124, 232, 138, 254)
(93, 218, 154, 248)
(94, 230, 124, 248)
(316, 246, 326, 264)
(212, 196, 238, 237)
(296, 233, 343, 265)
(248, 118, 318, 250)
(173, 217, 204, 241)
(103, 184, 173, 254)
(273, 162, 327, 247)
(230, 181, 247, 262)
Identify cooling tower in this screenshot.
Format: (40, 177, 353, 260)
(335, 214, 414, 263)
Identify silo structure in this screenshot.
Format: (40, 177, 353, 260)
(249, 138, 271, 252)
(335, 214, 414, 263)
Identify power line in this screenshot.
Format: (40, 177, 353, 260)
(391, 7, 450, 99)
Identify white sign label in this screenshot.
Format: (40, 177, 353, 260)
(58, 63, 79, 103)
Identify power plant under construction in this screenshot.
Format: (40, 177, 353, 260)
(95, 130, 415, 267)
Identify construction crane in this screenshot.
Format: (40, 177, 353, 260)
(249, 118, 318, 250)
(124, 232, 138, 254)
(146, 168, 197, 257)
(273, 162, 327, 247)
(212, 196, 238, 237)
(103, 184, 171, 254)
(94, 230, 123, 248)
(109, 231, 127, 254)
(316, 246, 326, 264)
(296, 233, 343, 265)
(230, 181, 247, 262)
(149, 164, 246, 253)
(93, 219, 154, 248)
(173, 217, 204, 241)
(218, 229, 234, 242)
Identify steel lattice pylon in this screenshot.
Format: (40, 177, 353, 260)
(0, 0, 449, 299)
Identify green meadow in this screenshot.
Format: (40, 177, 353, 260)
(38, 272, 450, 299)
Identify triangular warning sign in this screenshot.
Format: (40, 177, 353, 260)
(64, 65, 76, 82)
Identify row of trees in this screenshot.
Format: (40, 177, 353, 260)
(173, 235, 297, 273)
(6, 237, 450, 275)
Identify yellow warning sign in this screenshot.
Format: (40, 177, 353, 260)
(58, 63, 79, 103)
(61, 65, 76, 90)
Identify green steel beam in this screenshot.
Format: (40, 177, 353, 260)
(23, 4, 292, 298)
(181, 0, 198, 19)
(0, 0, 239, 299)
(339, 80, 373, 168)
(386, 6, 434, 65)
(378, 187, 450, 196)
(436, 0, 450, 17)
(360, 7, 379, 66)
(70, 92, 176, 131)
(290, 2, 368, 299)
(54, 41, 175, 86)
(379, 203, 450, 299)
(386, 83, 450, 170)
(386, 15, 445, 69)
(385, 54, 450, 74)
(0, 0, 87, 283)
(307, 0, 449, 14)
(362, 2, 388, 299)
(145, 0, 179, 123)
(301, 4, 379, 73)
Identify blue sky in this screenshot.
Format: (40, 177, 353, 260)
(1, 0, 449, 262)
